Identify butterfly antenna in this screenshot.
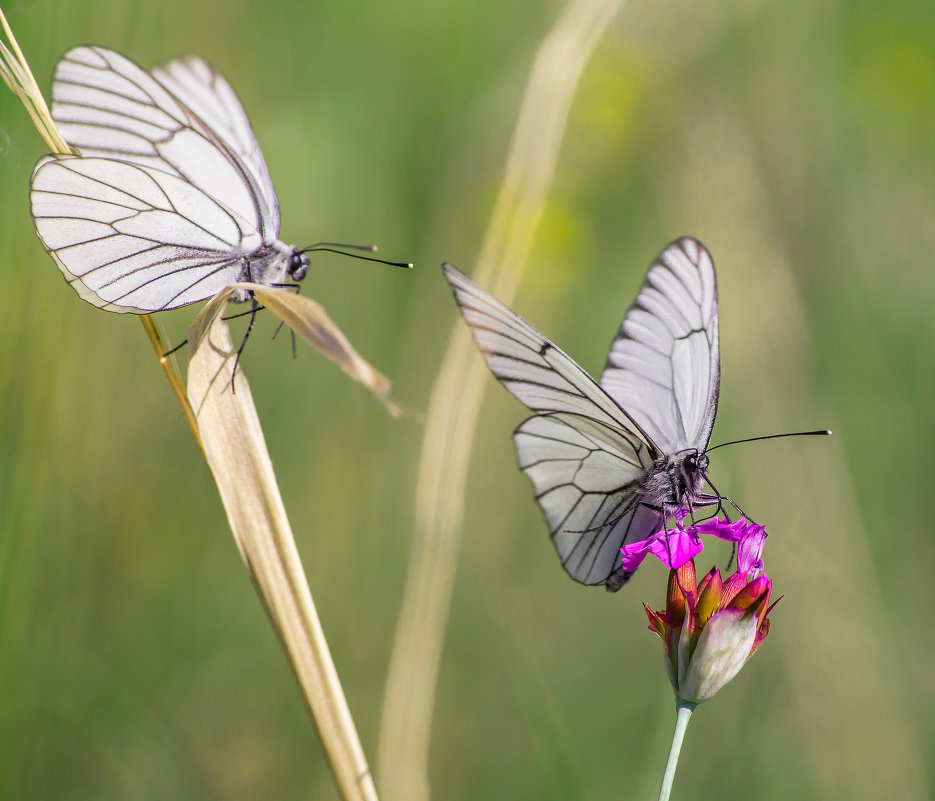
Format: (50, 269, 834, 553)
(300, 242, 412, 270)
(706, 429, 831, 453)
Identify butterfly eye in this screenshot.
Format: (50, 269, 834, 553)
(289, 252, 309, 281)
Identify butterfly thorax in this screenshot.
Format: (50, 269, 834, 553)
(640, 451, 709, 511)
(231, 240, 308, 303)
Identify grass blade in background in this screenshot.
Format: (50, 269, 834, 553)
(377, 1, 625, 799)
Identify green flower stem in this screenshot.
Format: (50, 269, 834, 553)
(657, 700, 696, 801)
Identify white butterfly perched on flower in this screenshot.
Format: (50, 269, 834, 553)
(29, 46, 395, 314)
(443, 238, 723, 590)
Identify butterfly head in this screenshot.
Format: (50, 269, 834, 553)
(288, 249, 310, 282)
(667, 448, 710, 502)
(683, 450, 709, 477)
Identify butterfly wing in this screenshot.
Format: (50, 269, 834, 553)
(514, 413, 663, 587)
(30, 155, 257, 312)
(600, 237, 719, 454)
(152, 56, 280, 235)
(49, 46, 276, 242)
(442, 263, 661, 587)
(443, 263, 658, 432)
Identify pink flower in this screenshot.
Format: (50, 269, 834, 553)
(620, 520, 704, 572)
(642, 517, 775, 704)
(620, 508, 765, 574)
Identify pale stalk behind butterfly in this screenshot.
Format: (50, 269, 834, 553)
(442, 237, 721, 590)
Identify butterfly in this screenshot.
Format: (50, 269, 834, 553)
(443, 237, 723, 590)
(30, 45, 318, 313)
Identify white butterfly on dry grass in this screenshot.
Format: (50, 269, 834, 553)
(29, 45, 408, 399)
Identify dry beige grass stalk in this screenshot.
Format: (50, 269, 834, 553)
(187, 303, 381, 801)
(3, 14, 385, 799)
(377, 1, 625, 799)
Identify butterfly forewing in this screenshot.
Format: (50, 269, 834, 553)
(52, 46, 272, 237)
(152, 56, 280, 235)
(600, 237, 719, 454)
(442, 263, 651, 434)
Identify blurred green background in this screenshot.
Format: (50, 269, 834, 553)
(1, 0, 933, 798)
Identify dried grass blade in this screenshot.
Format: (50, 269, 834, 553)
(377, 1, 626, 799)
(190, 283, 398, 414)
(187, 310, 380, 801)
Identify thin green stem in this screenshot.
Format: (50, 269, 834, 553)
(657, 700, 695, 801)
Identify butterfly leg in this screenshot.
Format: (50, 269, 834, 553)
(701, 475, 750, 522)
(268, 283, 301, 356)
(161, 301, 267, 362)
(230, 292, 261, 393)
(222, 305, 267, 322)
(162, 338, 188, 358)
(696, 482, 753, 572)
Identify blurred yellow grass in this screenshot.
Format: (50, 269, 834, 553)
(378, 2, 625, 799)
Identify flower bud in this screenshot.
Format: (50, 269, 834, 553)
(642, 517, 775, 704)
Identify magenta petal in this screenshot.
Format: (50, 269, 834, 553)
(622, 514, 768, 573)
(694, 516, 747, 543)
(736, 523, 767, 576)
(645, 526, 704, 570)
(620, 536, 657, 571)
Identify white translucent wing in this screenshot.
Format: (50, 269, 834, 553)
(514, 413, 660, 587)
(152, 56, 280, 233)
(31, 156, 258, 312)
(600, 237, 719, 454)
(50, 46, 277, 241)
(442, 263, 658, 438)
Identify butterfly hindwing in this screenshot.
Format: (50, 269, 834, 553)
(514, 412, 660, 585)
(30, 155, 251, 312)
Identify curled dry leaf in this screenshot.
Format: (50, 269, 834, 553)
(188, 282, 400, 415)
